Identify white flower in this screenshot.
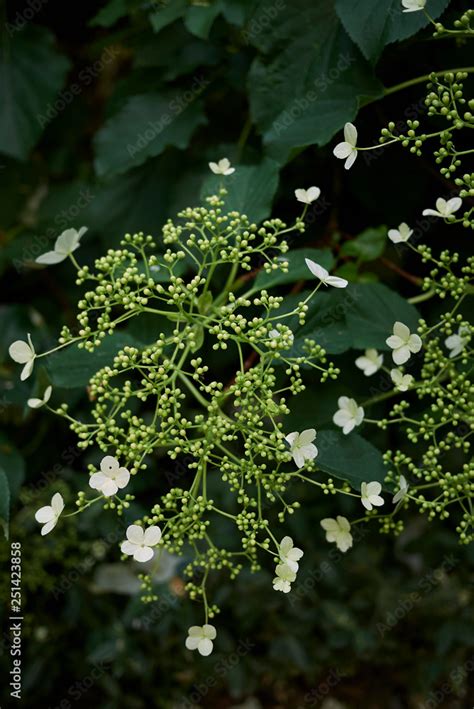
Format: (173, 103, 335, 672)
(401, 0, 426, 12)
(445, 327, 470, 358)
(36, 227, 87, 265)
(208, 158, 235, 176)
(422, 197, 462, 219)
(9, 334, 36, 381)
(121, 524, 162, 562)
(320, 516, 353, 552)
(355, 349, 383, 376)
(386, 321, 422, 365)
(272, 562, 296, 593)
(285, 429, 318, 468)
(333, 122, 358, 170)
(333, 397, 364, 435)
(185, 624, 216, 656)
(361, 481, 384, 511)
(393, 475, 409, 504)
(35, 492, 64, 536)
(28, 385, 52, 409)
(269, 328, 294, 348)
(279, 536, 303, 573)
(388, 222, 413, 244)
(305, 258, 348, 288)
(390, 368, 414, 392)
(89, 455, 130, 497)
(294, 186, 321, 204)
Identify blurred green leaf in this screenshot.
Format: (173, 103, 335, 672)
(0, 466, 10, 538)
(340, 226, 386, 262)
(317, 429, 387, 488)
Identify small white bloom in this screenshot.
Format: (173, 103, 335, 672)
(320, 516, 353, 552)
(285, 429, 318, 468)
(89, 455, 130, 497)
(279, 536, 304, 573)
(35, 492, 64, 536)
(28, 385, 52, 409)
(294, 186, 321, 204)
(386, 321, 422, 365)
(9, 333, 36, 381)
(422, 197, 462, 219)
(355, 349, 383, 376)
(390, 368, 414, 392)
(305, 258, 348, 288)
(208, 158, 235, 176)
(333, 397, 364, 435)
(393, 475, 409, 504)
(333, 122, 358, 170)
(36, 227, 87, 265)
(272, 562, 296, 593)
(388, 222, 413, 244)
(121, 524, 162, 562)
(361, 481, 385, 511)
(269, 327, 294, 348)
(401, 0, 426, 12)
(185, 624, 216, 656)
(445, 326, 470, 358)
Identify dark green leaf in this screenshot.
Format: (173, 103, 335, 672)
(317, 429, 387, 488)
(90, 0, 129, 27)
(94, 91, 207, 177)
(340, 226, 387, 262)
(335, 0, 452, 63)
(0, 26, 70, 160)
(149, 0, 187, 32)
(0, 438, 25, 503)
(184, 2, 222, 38)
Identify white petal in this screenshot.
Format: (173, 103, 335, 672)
(298, 428, 316, 446)
(185, 636, 200, 651)
(198, 638, 213, 656)
(21, 359, 35, 381)
(393, 321, 410, 340)
(115, 468, 130, 488)
(143, 526, 162, 546)
(51, 493, 64, 515)
(35, 505, 54, 524)
(202, 624, 216, 639)
(41, 519, 57, 535)
(408, 334, 422, 353)
(422, 209, 442, 218)
(285, 431, 299, 447)
(36, 250, 67, 265)
(344, 150, 357, 170)
(43, 386, 53, 403)
(344, 122, 357, 146)
(89, 472, 107, 490)
(320, 518, 338, 533)
(126, 524, 145, 544)
(55, 228, 80, 255)
(9, 340, 33, 364)
(333, 141, 352, 159)
(101, 455, 120, 474)
(325, 275, 348, 288)
(292, 449, 305, 469)
(305, 258, 328, 281)
(134, 546, 154, 562)
(101, 479, 119, 497)
(392, 346, 411, 365)
(28, 398, 44, 409)
(446, 197, 462, 213)
(342, 419, 355, 435)
(121, 540, 137, 556)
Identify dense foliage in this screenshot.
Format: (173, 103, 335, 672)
(1, 0, 473, 707)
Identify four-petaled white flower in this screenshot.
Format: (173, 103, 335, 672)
(355, 349, 383, 376)
(393, 475, 409, 504)
(285, 429, 318, 468)
(445, 326, 470, 358)
(333, 397, 364, 435)
(36, 227, 87, 265)
(390, 368, 414, 392)
(388, 222, 413, 244)
(320, 516, 353, 552)
(279, 536, 304, 573)
(28, 385, 52, 409)
(9, 334, 36, 381)
(89, 455, 130, 497)
(361, 481, 384, 511)
(121, 524, 162, 562)
(35, 492, 64, 536)
(185, 624, 216, 656)
(386, 321, 422, 365)
(333, 122, 358, 170)
(294, 186, 321, 205)
(422, 197, 462, 219)
(272, 562, 296, 593)
(401, 0, 426, 12)
(305, 258, 348, 288)
(208, 158, 235, 176)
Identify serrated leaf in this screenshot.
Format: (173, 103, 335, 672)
(0, 26, 70, 160)
(247, 0, 383, 160)
(316, 429, 387, 488)
(201, 157, 280, 223)
(335, 0, 452, 63)
(254, 248, 334, 291)
(94, 91, 207, 177)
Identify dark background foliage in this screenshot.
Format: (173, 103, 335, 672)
(1, 0, 473, 707)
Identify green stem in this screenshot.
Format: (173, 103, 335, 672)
(384, 67, 474, 96)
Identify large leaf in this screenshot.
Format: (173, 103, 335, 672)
(335, 0, 452, 63)
(340, 226, 386, 262)
(94, 91, 207, 177)
(254, 248, 334, 291)
(286, 282, 419, 355)
(46, 333, 140, 388)
(0, 26, 70, 160)
(0, 466, 10, 539)
(247, 0, 383, 159)
(201, 158, 280, 224)
(316, 429, 387, 488)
